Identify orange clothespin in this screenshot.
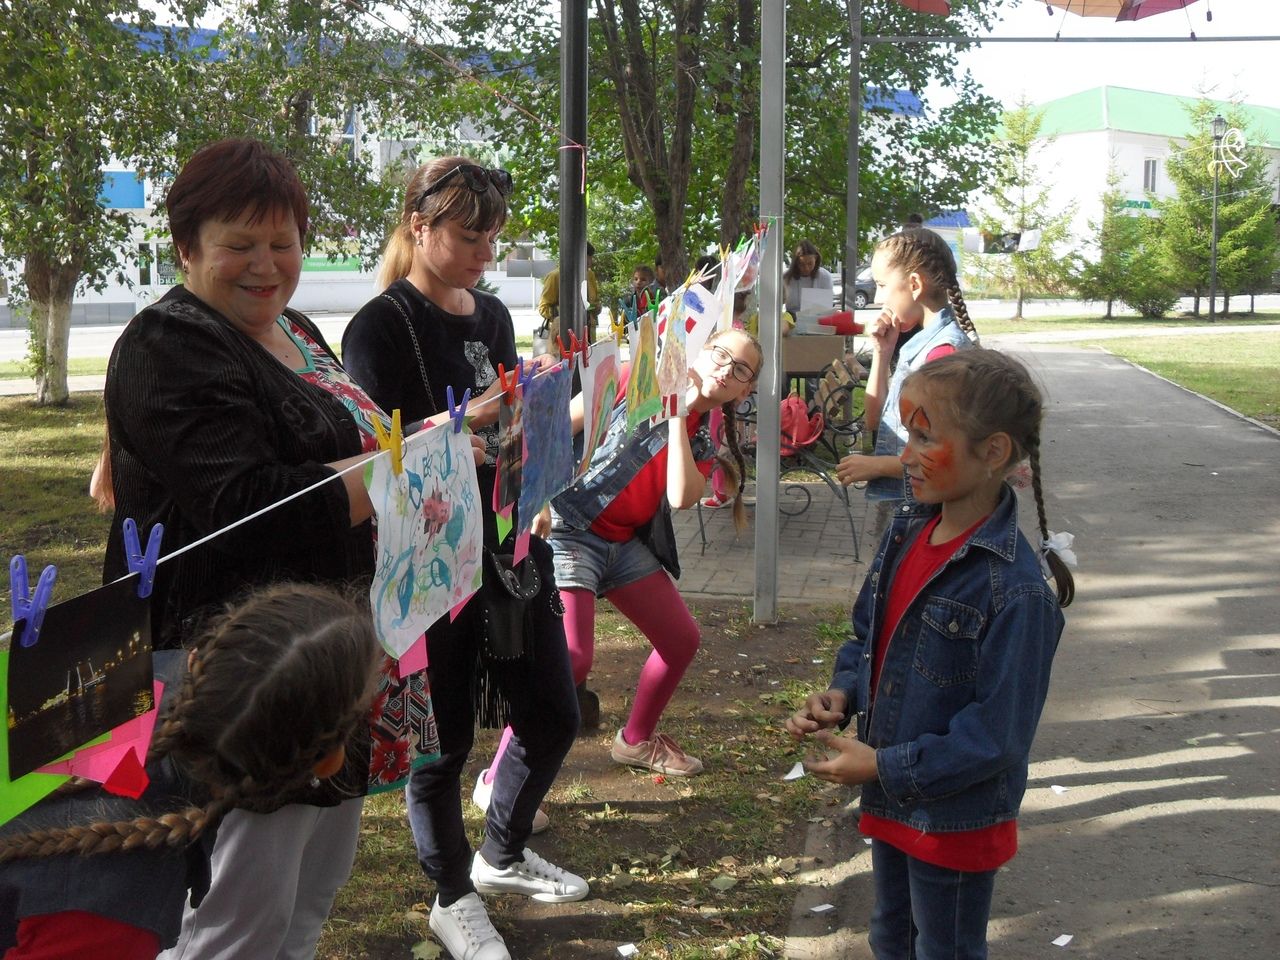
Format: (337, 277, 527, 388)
(374, 409, 404, 475)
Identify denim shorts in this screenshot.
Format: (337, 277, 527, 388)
(548, 525, 662, 596)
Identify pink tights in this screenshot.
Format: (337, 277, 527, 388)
(486, 569, 700, 781)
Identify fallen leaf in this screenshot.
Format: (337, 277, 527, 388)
(710, 874, 739, 892)
(411, 940, 442, 960)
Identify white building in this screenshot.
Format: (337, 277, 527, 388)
(1030, 85, 1280, 243)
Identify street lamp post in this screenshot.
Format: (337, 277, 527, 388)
(1208, 113, 1227, 322)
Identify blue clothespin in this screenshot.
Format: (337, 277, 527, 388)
(10, 555, 57, 648)
(518, 357, 537, 391)
(122, 518, 164, 599)
(446, 385, 472, 434)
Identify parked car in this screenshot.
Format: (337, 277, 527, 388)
(850, 266, 876, 309)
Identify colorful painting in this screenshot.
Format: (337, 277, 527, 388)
(366, 423, 484, 658)
(579, 340, 620, 476)
(683, 283, 718, 359)
(495, 393, 524, 514)
(6, 576, 154, 781)
(656, 288, 689, 418)
(517, 360, 575, 535)
(625, 311, 663, 434)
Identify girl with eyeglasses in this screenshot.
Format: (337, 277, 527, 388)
(478, 328, 762, 802)
(343, 157, 583, 960)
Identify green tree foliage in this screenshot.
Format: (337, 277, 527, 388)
(0, 1, 414, 404)
(410, 0, 1004, 284)
(1156, 99, 1279, 318)
(971, 98, 1078, 318)
(1080, 164, 1178, 318)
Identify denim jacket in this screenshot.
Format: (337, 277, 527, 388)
(830, 484, 1064, 832)
(551, 399, 713, 530)
(865, 308, 972, 502)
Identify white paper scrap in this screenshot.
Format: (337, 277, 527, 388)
(784, 762, 806, 781)
(1052, 934, 1073, 947)
(810, 903, 836, 914)
(1050, 784, 1069, 795)
(617, 944, 639, 958)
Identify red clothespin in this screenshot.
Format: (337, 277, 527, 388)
(556, 334, 575, 363)
(568, 331, 589, 368)
(496, 362, 520, 405)
(446, 385, 471, 433)
(10, 555, 57, 648)
(122, 518, 164, 599)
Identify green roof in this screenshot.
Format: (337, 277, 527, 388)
(1035, 86, 1280, 148)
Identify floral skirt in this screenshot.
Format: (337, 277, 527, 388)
(366, 651, 440, 794)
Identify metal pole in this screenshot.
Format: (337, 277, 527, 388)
(753, 0, 785, 625)
(1209, 153, 1220, 323)
(559, 0, 589, 342)
(844, 0, 862, 310)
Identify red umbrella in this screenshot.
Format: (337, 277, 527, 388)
(896, 0, 951, 14)
(1047, 0, 1206, 19)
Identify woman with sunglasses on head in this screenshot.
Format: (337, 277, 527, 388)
(342, 158, 584, 960)
(477, 329, 762, 792)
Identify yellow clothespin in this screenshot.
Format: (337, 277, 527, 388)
(374, 409, 404, 475)
(611, 314, 627, 346)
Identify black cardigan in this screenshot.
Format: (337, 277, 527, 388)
(102, 286, 374, 650)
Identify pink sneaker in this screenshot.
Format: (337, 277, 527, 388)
(700, 493, 730, 510)
(610, 730, 704, 776)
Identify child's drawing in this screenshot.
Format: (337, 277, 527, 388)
(579, 340, 620, 476)
(625, 311, 663, 434)
(518, 360, 575, 534)
(656, 288, 689, 418)
(496, 394, 524, 514)
(367, 423, 484, 658)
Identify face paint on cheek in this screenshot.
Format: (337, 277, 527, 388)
(919, 441, 954, 482)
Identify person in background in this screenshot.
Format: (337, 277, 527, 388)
(835, 228, 978, 546)
(0, 584, 381, 960)
(537, 241, 600, 345)
(787, 348, 1072, 960)
(619, 264, 661, 323)
(783, 240, 834, 315)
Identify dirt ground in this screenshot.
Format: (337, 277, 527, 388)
(473, 597, 847, 959)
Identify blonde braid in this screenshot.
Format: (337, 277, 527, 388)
(947, 284, 980, 344)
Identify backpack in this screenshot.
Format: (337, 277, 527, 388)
(780, 394, 824, 457)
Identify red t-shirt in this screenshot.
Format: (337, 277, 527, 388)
(10, 911, 160, 960)
(925, 342, 957, 363)
(590, 412, 713, 542)
(860, 513, 1018, 872)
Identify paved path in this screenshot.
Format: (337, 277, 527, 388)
(784, 343, 1280, 959)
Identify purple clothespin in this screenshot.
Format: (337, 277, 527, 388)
(122, 518, 164, 599)
(10, 555, 57, 648)
(446, 385, 472, 434)
(518, 357, 537, 391)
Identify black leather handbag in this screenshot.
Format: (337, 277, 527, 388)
(478, 549, 541, 661)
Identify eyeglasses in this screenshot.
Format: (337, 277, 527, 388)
(419, 164, 514, 205)
(709, 344, 758, 384)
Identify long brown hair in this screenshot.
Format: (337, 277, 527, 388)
(377, 156, 510, 290)
(876, 228, 979, 344)
(0, 584, 380, 861)
(782, 239, 823, 284)
(706, 328, 763, 532)
(904, 349, 1074, 607)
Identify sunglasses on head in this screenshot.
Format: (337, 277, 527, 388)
(419, 164, 514, 204)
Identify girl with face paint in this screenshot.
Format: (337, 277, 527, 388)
(788, 349, 1073, 960)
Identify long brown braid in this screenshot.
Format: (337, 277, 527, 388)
(0, 584, 381, 862)
(878, 227, 980, 343)
(705, 328, 762, 531)
(903, 349, 1074, 607)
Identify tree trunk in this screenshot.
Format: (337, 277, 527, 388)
(1222, 291, 1230, 317)
(1015, 285, 1025, 320)
(1104, 298, 1113, 320)
(25, 254, 80, 406)
(716, 0, 756, 248)
(1192, 290, 1201, 316)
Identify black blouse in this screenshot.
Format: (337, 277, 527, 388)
(102, 286, 374, 650)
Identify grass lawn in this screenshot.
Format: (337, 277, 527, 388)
(0, 358, 109, 380)
(1071, 331, 1280, 427)
(973, 310, 1280, 337)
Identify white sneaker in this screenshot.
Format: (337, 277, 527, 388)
(472, 768, 550, 834)
(470, 848, 590, 903)
(429, 893, 510, 960)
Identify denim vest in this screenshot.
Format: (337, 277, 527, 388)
(551, 400, 714, 531)
(865, 309, 973, 502)
(830, 485, 1064, 832)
